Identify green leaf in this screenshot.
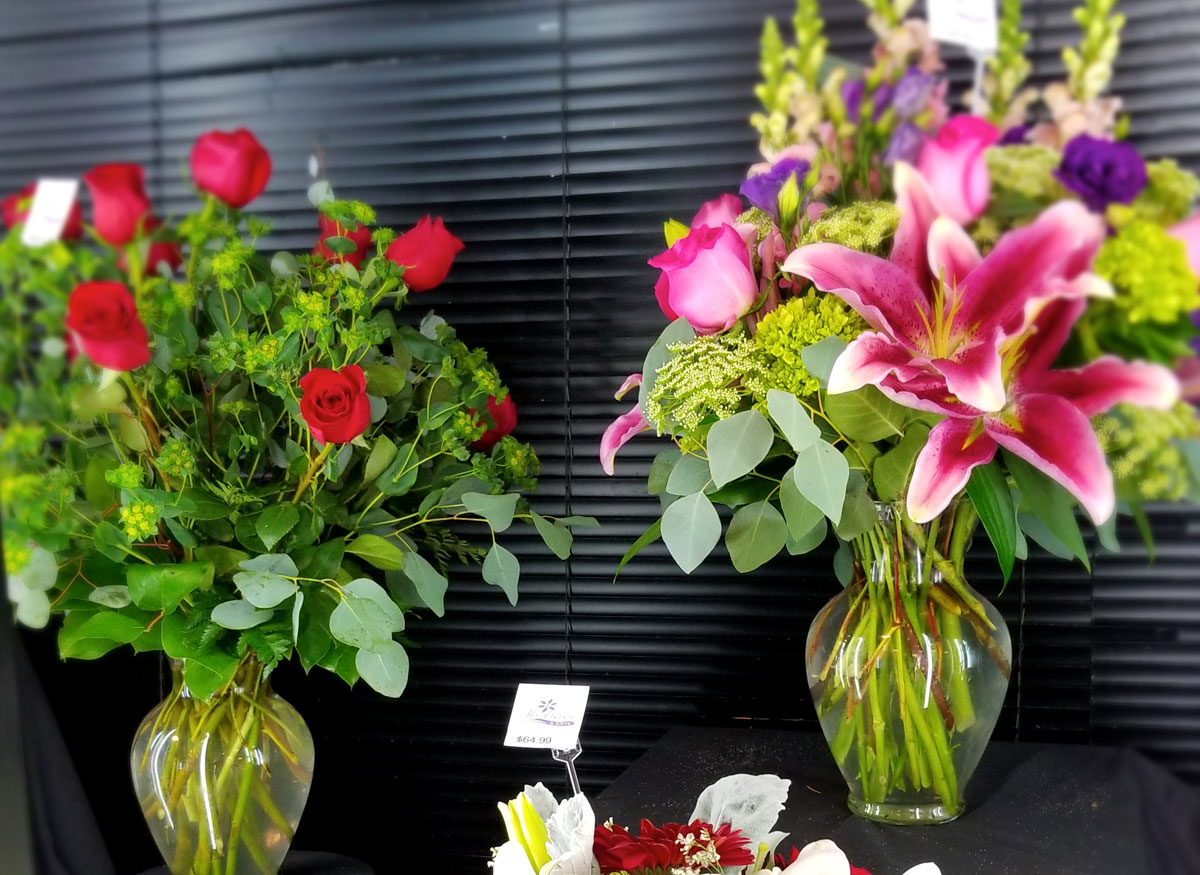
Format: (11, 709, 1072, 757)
(707, 477, 775, 508)
(84, 457, 119, 511)
(243, 283, 273, 315)
(400, 552, 449, 617)
(1018, 512, 1076, 561)
(1096, 513, 1120, 554)
(59, 612, 146, 660)
(180, 489, 231, 521)
(355, 641, 410, 697)
(255, 504, 300, 551)
(833, 541, 855, 586)
(661, 491, 721, 574)
(872, 423, 931, 503)
(363, 436, 398, 484)
(786, 517, 827, 555)
(1129, 501, 1156, 560)
(211, 600, 274, 630)
(638, 318, 696, 420)
(665, 454, 712, 496)
(181, 652, 241, 701)
(825, 387, 908, 441)
(707, 410, 774, 489)
(483, 543, 521, 605)
(193, 545, 250, 578)
(397, 325, 445, 363)
(88, 585, 132, 609)
(834, 474, 877, 541)
(342, 579, 405, 633)
(615, 518, 663, 578)
(766, 389, 819, 452)
(329, 595, 393, 651)
(966, 461, 1018, 583)
(346, 534, 408, 571)
(295, 591, 334, 671)
(233, 554, 300, 608)
(295, 538, 344, 580)
(801, 337, 847, 387)
(118, 415, 148, 452)
(780, 468, 824, 538)
(648, 448, 682, 494)
(127, 562, 214, 613)
(1180, 438, 1200, 483)
(663, 218, 690, 247)
(531, 511, 573, 560)
(557, 516, 601, 528)
(1004, 451, 1089, 570)
(791, 441, 849, 523)
(362, 363, 408, 397)
(270, 251, 299, 277)
(71, 381, 126, 421)
(725, 500, 788, 572)
(376, 443, 419, 496)
(323, 234, 358, 255)
(462, 492, 519, 532)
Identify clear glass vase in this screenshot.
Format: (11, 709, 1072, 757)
(805, 502, 1012, 824)
(130, 657, 315, 874)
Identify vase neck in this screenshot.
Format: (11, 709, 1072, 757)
(170, 655, 266, 701)
(850, 502, 978, 588)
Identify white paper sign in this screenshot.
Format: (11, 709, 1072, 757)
(928, 0, 998, 53)
(20, 178, 78, 247)
(503, 683, 589, 750)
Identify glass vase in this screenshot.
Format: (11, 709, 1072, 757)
(805, 502, 1011, 824)
(130, 657, 315, 874)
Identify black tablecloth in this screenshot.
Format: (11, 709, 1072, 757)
(596, 726, 1200, 875)
(139, 851, 374, 874)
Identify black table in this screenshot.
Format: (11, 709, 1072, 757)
(140, 851, 374, 874)
(596, 726, 1200, 875)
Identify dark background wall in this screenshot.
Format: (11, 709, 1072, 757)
(3, 1, 1199, 873)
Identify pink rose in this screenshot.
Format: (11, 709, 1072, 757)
(916, 115, 1000, 224)
(649, 224, 758, 334)
(1171, 211, 1200, 277)
(690, 194, 742, 229)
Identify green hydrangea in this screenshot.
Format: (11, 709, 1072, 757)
(801, 202, 900, 255)
(1095, 402, 1200, 501)
(1093, 220, 1200, 324)
(645, 335, 771, 433)
(1120, 158, 1200, 226)
(105, 462, 144, 490)
(119, 501, 160, 541)
(156, 438, 197, 480)
(753, 294, 866, 397)
(985, 145, 1065, 201)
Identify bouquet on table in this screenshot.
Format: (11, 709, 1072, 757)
(602, 0, 1199, 823)
(492, 774, 938, 875)
(0, 128, 589, 873)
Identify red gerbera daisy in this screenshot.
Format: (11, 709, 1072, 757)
(594, 819, 755, 874)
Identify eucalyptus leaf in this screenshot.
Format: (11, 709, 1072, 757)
(329, 595, 393, 651)
(400, 551, 448, 617)
(531, 511, 573, 560)
(786, 517, 827, 555)
(462, 492, 519, 533)
(725, 500, 788, 573)
(211, 599, 274, 630)
(766, 389, 819, 452)
(801, 337, 847, 387)
(483, 543, 521, 605)
(648, 448, 682, 494)
(342, 578, 405, 633)
(706, 410, 774, 489)
(791, 441, 849, 524)
(661, 491, 721, 574)
(355, 641, 410, 697)
(665, 454, 712, 496)
(780, 470, 824, 539)
(346, 534, 408, 571)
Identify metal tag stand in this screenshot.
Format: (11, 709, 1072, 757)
(550, 741, 583, 796)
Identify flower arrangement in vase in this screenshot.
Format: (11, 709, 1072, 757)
(603, 0, 1200, 824)
(0, 128, 592, 873)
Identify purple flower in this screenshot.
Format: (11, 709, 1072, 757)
(892, 67, 934, 118)
(884, 122, 925, 166)
(739, 156, 810, 217)
(999, 125, 1030, 145)
(1054, 134, 1148, 213)
(841, 79, 892, 124)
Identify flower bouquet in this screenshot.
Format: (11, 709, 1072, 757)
(492, 774, 938, 875)
(0, 128, 591, 873)
(602, 0, 1199, 824)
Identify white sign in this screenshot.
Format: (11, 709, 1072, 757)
(20, 178, 78, 247)
(503, 683, 589, 750)
(928, 0, 998, 53)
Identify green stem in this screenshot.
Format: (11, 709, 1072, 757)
(292, 443, 334, 505)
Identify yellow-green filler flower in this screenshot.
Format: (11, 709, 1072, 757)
(1096, 402, 1200, 502)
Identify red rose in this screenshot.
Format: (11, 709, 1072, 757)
(471, 393, 518, 450)
(190, 128, 271, 209)
(299, 365, 371, 445)
(66, 281, 151, 371)
(1, 182, 84, 239)
(83, 164, 152, 246)
(118, 218, 182, 275)
(384, 215, 464, 291)
(312, 213, 373, 268)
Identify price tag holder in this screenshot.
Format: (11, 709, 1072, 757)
(20, 178, 78, 247)
(927, 0, 998, 53)
(504, 683, 589, 750)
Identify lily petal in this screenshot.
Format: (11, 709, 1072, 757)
(1018, 298, 1087, 376)
(493, 841, 538, 875)
(927, 215, 982, 288)
(828, 332, 933, 395)
(615, 373, 643, 401)
(782, 243, 932, 344)
(1028, 356, 1181, 416)
(877, 373, 980, 418)
(954, 200, 1105, 341)
(985, 393, 1115, 524)
(891, 161, 944, 291)
(600, 404, 650, 476)
(933, 330, 1007, 413)
(907, 418, 998, 523)
(782, 839, 851, 875)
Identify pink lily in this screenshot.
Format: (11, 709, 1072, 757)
(781, 163, 1109, 414)
(600, 374, 649, 476)
(904, 297, 1180, 524)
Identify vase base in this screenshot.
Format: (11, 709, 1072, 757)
(847, 794, 963, 825)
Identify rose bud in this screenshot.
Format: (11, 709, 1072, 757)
(82, 164, 152, 247)
(66, 281, 151, 371)
(299, 365, 371, 445)
(385, 215, 464, 291)
(471, 393, 518, 450)
(190, 128, 272, 209)
(2, 182, 84, 239)
(312, 213, 373, 268)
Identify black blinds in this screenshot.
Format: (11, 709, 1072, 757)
(3, 2, 1199, 874)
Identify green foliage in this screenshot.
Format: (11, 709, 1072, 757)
(966, 462, 1018, 583)
(984, 0, 1033, 126)
(1063, 0, 1124, 103)
(645, 335, 770, 435)
(661, 492, 722, 574)
(1096, 402, 1200, 502)
(1119, 159, 1200, 227)
(753, 295, 867, 397)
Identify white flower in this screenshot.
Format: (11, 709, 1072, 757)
(493, 785, 599, 875)
(760, 840, 940, 875)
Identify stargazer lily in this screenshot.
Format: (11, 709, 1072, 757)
(599, 374, 649, 476)
(900, 297, 1179, 524)
(781, 163, 1110, 414)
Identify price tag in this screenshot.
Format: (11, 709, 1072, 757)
(503, 683, 589, 750)
(927, 0, 998, 53)
(20, 178, 78, 247)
